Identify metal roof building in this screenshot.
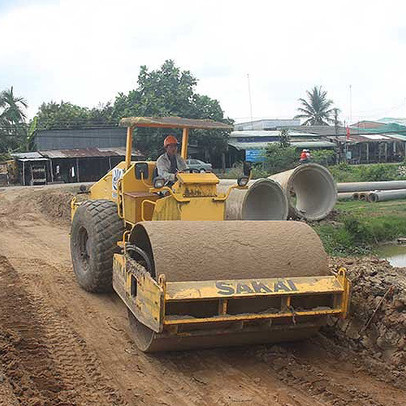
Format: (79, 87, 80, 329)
(33, 127, 127, 150)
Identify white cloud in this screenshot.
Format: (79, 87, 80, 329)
(1, 0, 406, 124)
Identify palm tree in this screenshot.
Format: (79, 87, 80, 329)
(295, 86, 335, 126)
(0, 86, 28, 124)
(0, 87, 28, 152)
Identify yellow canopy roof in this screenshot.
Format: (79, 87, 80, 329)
(119, 116, 232, 130)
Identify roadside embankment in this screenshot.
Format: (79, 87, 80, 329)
(325, 257, 406, 387)
(313, 199, 406, 256)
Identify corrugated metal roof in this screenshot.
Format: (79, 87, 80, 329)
(39, 147, 142, 159)
(327, 133, 406, 144)
(361, 134, 390, 140)
(18, 158, 49, 162)
(228, 140, 336, 151)
(386, 133, 406, 141)
(120, 116, 232, 130)
(11, 151, 43, 160)
(230, 130, 279, 138)
(230, 130, 320, 138)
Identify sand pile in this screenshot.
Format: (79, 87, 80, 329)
(34, 190, 75, 224)
(0, 187, 76, 225)
(326, 257, 406, 385)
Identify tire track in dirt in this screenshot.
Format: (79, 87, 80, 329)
(0, 256, 74, 405)
(0, 255, 128, 406)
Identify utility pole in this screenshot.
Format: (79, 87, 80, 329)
(349, 84, 352, 125)
(247, 74, 253, 129)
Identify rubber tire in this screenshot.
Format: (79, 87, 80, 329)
(71, 199, 124, 293)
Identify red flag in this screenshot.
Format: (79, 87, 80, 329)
(346, 126, 350, 140)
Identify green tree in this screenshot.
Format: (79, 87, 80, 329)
(112, 60, 231, 159)
(264, 144, 297, 174)
(279, 129, 290, 147)
(294, 86, 336, 126)
(34, 60, 231, 161)
(36, 101, 115, 130)
(89, 102, 114, 125)
(37, 101, 91, 129)
(310, 149, 336, 166)
(0, 86, 28, 153)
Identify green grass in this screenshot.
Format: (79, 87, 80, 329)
(328, 162, 406, 182)
(313, 199, 406, 256)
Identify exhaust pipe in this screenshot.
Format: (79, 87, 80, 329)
(218, 178, 288, 220)
(269, 163, 337, 221)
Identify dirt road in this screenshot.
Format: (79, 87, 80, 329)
(0, 186, 405, 405)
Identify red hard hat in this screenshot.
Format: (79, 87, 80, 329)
(164, 135, 179, 147)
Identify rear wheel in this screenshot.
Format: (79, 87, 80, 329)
(70, 199, 124, 292)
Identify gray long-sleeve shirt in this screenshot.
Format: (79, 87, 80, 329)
(156, 152, 187, 181)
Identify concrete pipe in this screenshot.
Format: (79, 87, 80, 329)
(218, 178, 288, 220)
(269, 163, 337, 221)
(337, 192, 354, 200)
(368, 189, 406, 203)
(337, 180, 406, 193)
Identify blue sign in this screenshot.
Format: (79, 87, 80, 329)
(245, 149, 265, 163)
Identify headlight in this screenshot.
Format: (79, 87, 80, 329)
(237, 176, 249, 187)
(153, 177, 165, 188)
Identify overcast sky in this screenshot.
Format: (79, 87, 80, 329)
(1, 0, 406, 124)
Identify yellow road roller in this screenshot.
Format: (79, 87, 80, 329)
(70, 117, 350, 352)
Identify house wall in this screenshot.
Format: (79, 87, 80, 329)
(34, 127, 127, 150)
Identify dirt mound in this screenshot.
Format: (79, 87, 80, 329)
(325, 257, 406, 386)
(0, 187, 76, 225)
(35, 190, 75, 224)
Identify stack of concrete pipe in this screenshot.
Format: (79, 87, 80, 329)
(337, 181, 406, 203)
(219, 163, 337, 221)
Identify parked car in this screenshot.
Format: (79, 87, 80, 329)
(186, 159, 212, 172)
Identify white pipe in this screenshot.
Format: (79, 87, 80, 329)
(338, 181, 406, 193)
(368, 189, 406, 202)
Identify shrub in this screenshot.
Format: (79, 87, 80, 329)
(264, 144, 297, 174)
(311, 149, 336, 166)
(358, 164, 397, 182)
(221, 161, 269, 179)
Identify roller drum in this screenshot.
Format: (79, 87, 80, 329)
(130, 220, 329, 281)
(128, 220, 329, 351)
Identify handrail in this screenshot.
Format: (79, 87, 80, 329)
(141, 199, 157, 221)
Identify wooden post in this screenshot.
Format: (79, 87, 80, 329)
(125, 126, 133, 170)
(366, 143, 369, 163)
(76, 158, 80, 182)
(221, 152, 226, 173)
(181, 128, 189, 159)
(384, 142, 388, 162)
(50, 159, 54, 183)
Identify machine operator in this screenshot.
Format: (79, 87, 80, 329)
(156, 135, 187, 182)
